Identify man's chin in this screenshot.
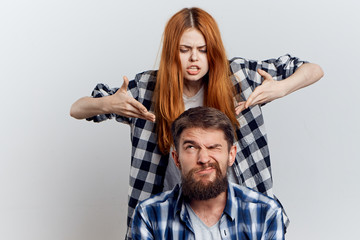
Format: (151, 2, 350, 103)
(195, 174, 215, 181)
(182, 174, 228, 201)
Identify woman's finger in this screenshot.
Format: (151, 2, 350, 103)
(119, 76, 129, 92)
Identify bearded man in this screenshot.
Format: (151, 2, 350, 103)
(132, 106, 285, 240)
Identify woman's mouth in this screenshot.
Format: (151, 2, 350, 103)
(187, 66, 201, 75)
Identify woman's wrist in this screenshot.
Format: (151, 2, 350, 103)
(100, 95, 113, 114)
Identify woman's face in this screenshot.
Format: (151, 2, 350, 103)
(179, 28, 209, 83)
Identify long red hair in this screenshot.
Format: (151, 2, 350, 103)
(154, 7, 239, 154)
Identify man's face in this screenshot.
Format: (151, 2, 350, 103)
(172, 127, 236, 200)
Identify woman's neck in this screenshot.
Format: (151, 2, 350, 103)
(183, 79, 204, 97)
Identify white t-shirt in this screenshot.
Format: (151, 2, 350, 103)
(185, 202, 223, 240)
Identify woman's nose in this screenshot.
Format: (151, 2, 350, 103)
(190, 50, 198, 61)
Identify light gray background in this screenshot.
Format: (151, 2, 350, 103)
(1, 0, 359, 239)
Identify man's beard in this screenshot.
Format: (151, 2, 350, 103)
(181, 162, 228, 201)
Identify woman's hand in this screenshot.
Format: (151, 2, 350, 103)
(235, 63, 323, 115)
(70, 76, 155, 122)
(108, 76, 156, 122)
(235, 69, 286, 115)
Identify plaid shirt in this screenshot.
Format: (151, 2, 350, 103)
(131, 182, 285, 240)
(87, 54, 305, 239)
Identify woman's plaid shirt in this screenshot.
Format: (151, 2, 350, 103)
(86, 54, 305, 239)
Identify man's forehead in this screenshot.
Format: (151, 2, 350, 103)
(180, 127, 225, 141)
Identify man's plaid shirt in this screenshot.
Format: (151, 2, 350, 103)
(86, 54, 305, 239)
(131, 182, 284, 240)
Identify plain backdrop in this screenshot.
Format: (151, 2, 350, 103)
(1, 0, 359, 239)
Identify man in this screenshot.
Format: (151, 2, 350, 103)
(131, 106, 285, 240)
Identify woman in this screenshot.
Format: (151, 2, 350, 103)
(70, 7, 323, 239)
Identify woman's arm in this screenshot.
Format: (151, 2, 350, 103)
(235, 63, 324, 114)
(70, 76, 156, 121)
(70, 95, 111, 120)
(278, 62, 324, 95)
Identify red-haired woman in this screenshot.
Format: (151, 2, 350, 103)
(70, 7, 323, 239)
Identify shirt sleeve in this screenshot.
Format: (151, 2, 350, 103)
(263, 207, 285, 240)
(85, 81, 136, 124)
(131, 205, 155, 240)
(257, 54, 307, 82)
(230, 54, 307, 90)
(230, 54, 307, 103)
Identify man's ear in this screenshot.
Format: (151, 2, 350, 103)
(228, 145, 237, 167)
(172, 149, 181, 169)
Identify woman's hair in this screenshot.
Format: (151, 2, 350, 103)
(154, 7, 239, 154)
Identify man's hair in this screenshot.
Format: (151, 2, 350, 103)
(171, 106, 235, 151)
(154, 7, 239, 154)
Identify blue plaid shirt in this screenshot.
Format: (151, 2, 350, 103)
(86, 54, 305, 239)
(132, 182, 285, 240)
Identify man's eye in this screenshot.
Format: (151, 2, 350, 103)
(209, 146, 221, 151)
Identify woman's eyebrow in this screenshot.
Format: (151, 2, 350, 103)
(179, 44, 207, 48)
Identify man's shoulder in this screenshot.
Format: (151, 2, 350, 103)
(230, 183, 281, 209)
(137, 185, 181, 211)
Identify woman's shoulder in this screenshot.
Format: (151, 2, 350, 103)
(129, 70, 158, 91)
(228, 56, 259, 73)
(134, 70, 158, 83)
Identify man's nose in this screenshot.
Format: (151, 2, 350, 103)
(197, 149, 210, 164)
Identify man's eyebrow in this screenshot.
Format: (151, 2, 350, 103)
(207, 144, 222, 149)
(182, 140, 197, 145)
(182, 141, 222, 149)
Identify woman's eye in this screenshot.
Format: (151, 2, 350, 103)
(180, 49, 188, 53)
(199, 49, 207, 53)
